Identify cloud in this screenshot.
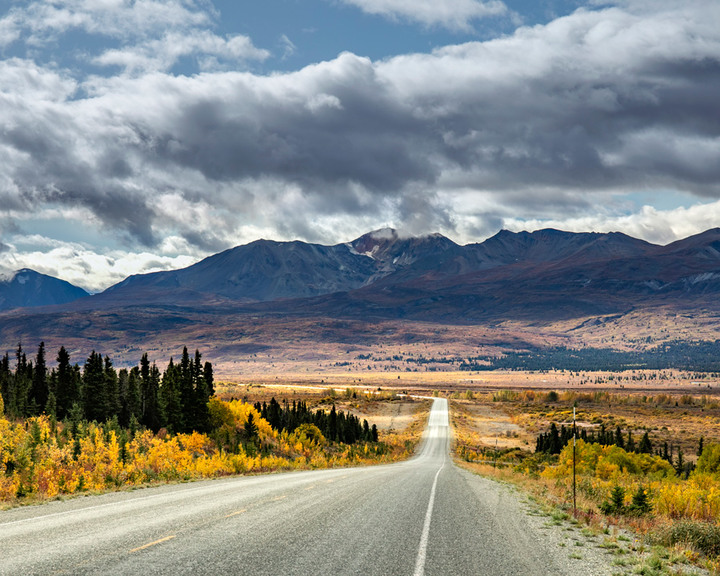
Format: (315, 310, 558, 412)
(338, 0, 508, 31)
(502, 200, 720, 247)
(0, 234, 200, 293)
(1, 0, 267, 74)
(279, 34, 297, 60)
(1, 0, 720, 283)
(93, 30, 269, 74)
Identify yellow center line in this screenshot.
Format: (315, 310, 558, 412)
(272, 495, 287, 501)
(305, 485, 315, 490)
(224, 509, 247, 518)
(130, 535, 176, 553)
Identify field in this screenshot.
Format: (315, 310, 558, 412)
(446, 376, 720, 574)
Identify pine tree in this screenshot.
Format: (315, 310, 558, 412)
(104, 356, 120, 420)
(14, 343, 30, 417)
(548, 423, 562, 454)
(203, 361, 214, 397)
(140, 354, 162, 431)
(29, 342, 48, 415)
(161, 359, 183, 433)
(125, 368, 142, 427)
(615, 426, 625, 449)
(83, 351, 107, 422)
(244, 412, 259, 440)
(638, 432, 653, 454)
(55, 346, 73, 419)
(626, 430, 636, 453)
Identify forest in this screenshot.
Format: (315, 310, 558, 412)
(0, 342, 214, 434)
(459, 340, 720, 372)
(0, 343, 405, 504)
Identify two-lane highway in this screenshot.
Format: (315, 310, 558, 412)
(0, 399, 615, 575)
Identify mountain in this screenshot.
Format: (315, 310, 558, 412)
(4, 227, 720, 370)
(79, 227, 720, 315)
(0, 269, 89, 311)
(98, 239, 378, 305)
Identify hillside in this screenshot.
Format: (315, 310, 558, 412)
(0, 269, 89, 311)
(3, 227, 720, 373)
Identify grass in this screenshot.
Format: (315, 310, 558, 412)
(449, 390, 720, 575)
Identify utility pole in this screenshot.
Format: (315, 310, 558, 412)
(572, 406, 577, 517)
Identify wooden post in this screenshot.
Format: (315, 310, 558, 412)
(573, 406, 577, 517)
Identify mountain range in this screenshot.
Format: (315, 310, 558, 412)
(48, 226, 720, 313)
(3, 227, 720, 369)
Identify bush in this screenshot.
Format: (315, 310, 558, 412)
(696, 443, 720, 475)
(654, 521, 720, 557)
(600, 485, 625, 514)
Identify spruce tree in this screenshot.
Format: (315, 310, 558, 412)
(83, 351, 107, 422)
(244, 412, 259, 440)
(55, 346, 73, 419)
(615, 426, 625, 449)
(29, 342, 48, 415)
(638, 432, 653, 454)
(161, 359, 183, 433)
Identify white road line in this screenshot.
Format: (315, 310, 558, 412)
(413, 461, 444, 576)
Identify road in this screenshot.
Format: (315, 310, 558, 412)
(0, 398, 615, 575)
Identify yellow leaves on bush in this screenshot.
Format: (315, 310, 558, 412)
(208, 398, 274, 438)
(696, 443, 720, 475)
(543, 439, 674, 481)
(0, 401, 416, 504)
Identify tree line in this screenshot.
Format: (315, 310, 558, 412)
(0, 343, 214, 434)
(535, 422, 702, 478)
(460, 341, 720, 372)
(254, 398, 379, 444)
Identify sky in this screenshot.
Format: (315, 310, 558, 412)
(1, 0, 719, 292)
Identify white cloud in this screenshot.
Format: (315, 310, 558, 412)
(1, 234, 200, 293)
(93, 30, 269, 73)
(2, 0, 268, 74)
(1, 0, 720, 289)
(339, 0, 507, 31)
(279, 34, 297, 60)
(501, 200, 720, 247)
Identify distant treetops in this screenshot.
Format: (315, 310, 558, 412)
(0, 343, 214, 434)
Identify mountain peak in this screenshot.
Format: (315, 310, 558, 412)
(0, 268, 89, 311)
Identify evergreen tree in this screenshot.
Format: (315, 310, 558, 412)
(104, 356, 120, 420)
(244, 412, 259, 440)
(203, 361, 214, 397)
(161, 359, 183, 433)
(55, 346, 74, 419)
(675, 449, 685, 476)
(83, 351, 107, 422)
(626, 430, 636, 453)
(548, 423, 562, 454)
(615, 426, 625, 449)
(125, 368, 142, 428)
(29, 342, 48, 415)
(638, 432, 653, 454)
(179, 347, 195, 432)
(0, 353, 12, 416)
(698, 436, 705, 457)
(140, 354, 162, 431)
(14, 344, 31, 417)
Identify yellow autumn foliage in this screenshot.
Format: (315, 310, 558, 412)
(0, 400, 419, 504)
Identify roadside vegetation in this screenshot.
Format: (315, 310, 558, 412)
(452, 386, 720, 574)
(0, 344, 427, 506)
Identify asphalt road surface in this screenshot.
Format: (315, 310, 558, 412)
(0, 399, 616, 575)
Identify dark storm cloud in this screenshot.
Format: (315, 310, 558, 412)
(1, 1, 719, 251)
